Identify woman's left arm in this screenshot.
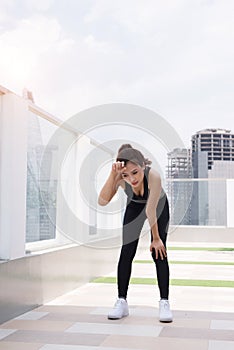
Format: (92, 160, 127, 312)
(145, 169, 167, 260)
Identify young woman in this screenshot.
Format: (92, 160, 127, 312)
(98, 144, 173, 322)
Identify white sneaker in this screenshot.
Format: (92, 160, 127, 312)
(159, 299, 173, 323)
(108, 298, 129, 320)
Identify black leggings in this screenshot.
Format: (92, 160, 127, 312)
(117, 195, 170, 300)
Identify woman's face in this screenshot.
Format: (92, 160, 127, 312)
(121, 161, 145, 188)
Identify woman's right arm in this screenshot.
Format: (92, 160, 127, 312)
(98, 162, 125, 206)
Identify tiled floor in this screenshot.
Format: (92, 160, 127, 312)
(1, 304, 234, 350)
(0, 242, 234, 350)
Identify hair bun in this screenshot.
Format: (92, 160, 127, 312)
(118, 144, 133, 153)
(116, 144, 152, 166)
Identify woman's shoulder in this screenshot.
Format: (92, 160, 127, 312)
(146, 166, 161, 179)
(147, 167, 161, 188)
(118, 179, 126, 190)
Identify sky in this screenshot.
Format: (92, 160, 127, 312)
(0, 0, 234, 147)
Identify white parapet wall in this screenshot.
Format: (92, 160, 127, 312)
(168, 225, 234, 243)
(0, 92, 28, 260)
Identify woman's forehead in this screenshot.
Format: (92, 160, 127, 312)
(124, 162, 141, 171)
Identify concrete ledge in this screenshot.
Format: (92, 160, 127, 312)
(0, 238, 120, 325)
(168, 226, 234, 243)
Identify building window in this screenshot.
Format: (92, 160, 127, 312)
(223, 139, 230, 148)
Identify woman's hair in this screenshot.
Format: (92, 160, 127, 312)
(116, 144, 152, 167)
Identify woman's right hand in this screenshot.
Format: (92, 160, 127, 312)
(112, 161, 126, 174)
(98, 161, 126, 206)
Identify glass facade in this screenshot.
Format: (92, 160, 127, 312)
(25, 111, 118, 247)
(26, 112, 58, 242)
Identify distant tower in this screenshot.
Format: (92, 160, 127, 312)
(167, 148, 192, 225)
(191, 128, 234, 225)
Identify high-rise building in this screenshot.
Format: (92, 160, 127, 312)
(191, 128, 234, 225)
(167, 148, 192, 225)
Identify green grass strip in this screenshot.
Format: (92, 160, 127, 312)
(134, 260, 234, 266)
(167, 247, 234, 251)
(92, 276, 234, 288)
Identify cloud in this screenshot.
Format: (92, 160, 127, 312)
(0, 0, 15, 27)
(0, 14, 74, 94)
(23, 0, 55, 12)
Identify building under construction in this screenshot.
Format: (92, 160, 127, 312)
(167, 148, 193, 225)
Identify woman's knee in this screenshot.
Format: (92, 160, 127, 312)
(151, 250, 168, 265)
(120, 241, 138, 262)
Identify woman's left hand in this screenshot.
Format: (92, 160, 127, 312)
(150, 239, 167, 260)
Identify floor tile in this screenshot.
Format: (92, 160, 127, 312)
(210, 320, 234, 331)
(0, 329, 17, 341)
(170, 310, 234, 321)
(0, 341, 43, 349)
(39, 345, 141, 350)
(101, 334, 209, 350)
(37, 306, 95, 315)
(66, 322, 162, 337)
(121, 316, 210, 329)
(14, 312, 49, 321)
(1, 320, 73, 332)
(43, 313, 107, 323)
(160, 326, 234, 341)
(208, 340, 234, 350)
(3, 330, 107, 346)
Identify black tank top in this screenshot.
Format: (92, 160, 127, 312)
(124, 166, 166, 206)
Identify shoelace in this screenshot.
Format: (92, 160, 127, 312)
(114, 300, 121, 308)
(161, 301, 169, 310)
(114, 299, 124, 308)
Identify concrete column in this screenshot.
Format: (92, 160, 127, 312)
(227, 179, 234, 228)
(0, 92, 28, 259)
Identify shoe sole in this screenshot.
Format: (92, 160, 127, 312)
(107, 313, 129, 320)
(159, 318, 173, 323)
